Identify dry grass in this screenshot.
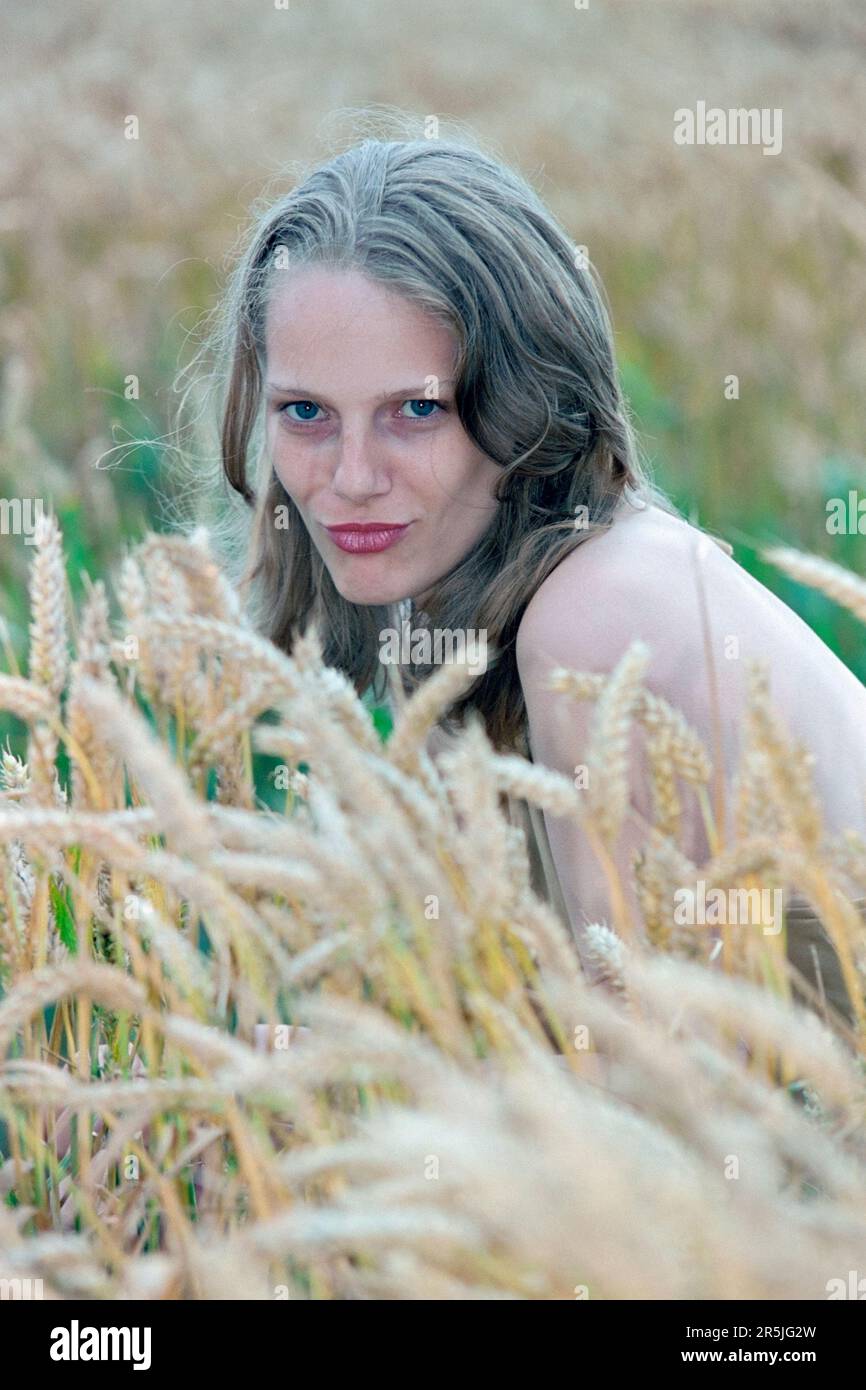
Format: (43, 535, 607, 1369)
(3, 0, 866, 587)
(0, 519, 865, 1300)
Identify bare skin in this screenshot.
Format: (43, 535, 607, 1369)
(515, 495, 866, 948)
(264, 266, 502, 610)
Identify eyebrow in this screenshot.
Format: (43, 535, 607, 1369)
(265, 380, 455, 400)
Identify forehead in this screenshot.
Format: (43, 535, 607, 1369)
(263, 266, 458, 384)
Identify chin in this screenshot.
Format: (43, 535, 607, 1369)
(331, 575, 406, 607)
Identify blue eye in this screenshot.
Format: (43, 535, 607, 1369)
(399, 399, 443, 419)
(280, 401, 321, 422)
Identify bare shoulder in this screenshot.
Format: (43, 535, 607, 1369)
(515, 502, 722, 687)
(514, 499, 866, 837)
(513, 501, 744, 880)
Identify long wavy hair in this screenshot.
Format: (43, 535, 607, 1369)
(201, 117, 683, 752)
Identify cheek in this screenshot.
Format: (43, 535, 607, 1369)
(269, 429, 306, 498)
(428, 437, 494, 498)
(454, 456, 500, 514)
(270, 453, 292, 499)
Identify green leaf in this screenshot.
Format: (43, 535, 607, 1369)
(49, 878, 78, 955)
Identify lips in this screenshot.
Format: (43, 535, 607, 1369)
(324, 522, 412, 554)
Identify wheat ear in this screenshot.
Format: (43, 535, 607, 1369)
(762, 545, 866, 625)
(584, 640, 650, 845)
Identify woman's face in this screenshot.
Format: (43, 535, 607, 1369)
(263, 266, 502, 607)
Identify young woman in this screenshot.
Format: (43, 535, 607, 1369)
(206, 130, 866, 1027)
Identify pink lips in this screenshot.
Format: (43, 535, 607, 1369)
(324, 522, 412, 554)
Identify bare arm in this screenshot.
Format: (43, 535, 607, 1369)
(515, 544, 714, 957)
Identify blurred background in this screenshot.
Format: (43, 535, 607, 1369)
(2, 0, 865, 674)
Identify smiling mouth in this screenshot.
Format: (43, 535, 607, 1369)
(324, 522, 413, 554)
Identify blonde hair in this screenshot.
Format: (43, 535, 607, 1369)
(189, 113, 681, 750)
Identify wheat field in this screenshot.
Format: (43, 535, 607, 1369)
(0, 514, 864, 1299)
(3, 0, 866, 1303)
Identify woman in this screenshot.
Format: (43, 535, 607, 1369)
(206, 129, 866, 1029)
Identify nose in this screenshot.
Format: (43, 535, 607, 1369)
(330, 422, 391, 503)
